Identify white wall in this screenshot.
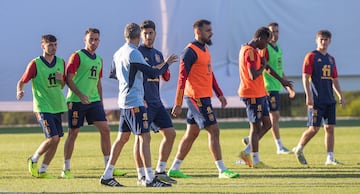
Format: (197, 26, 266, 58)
(1, 0, 359, 111)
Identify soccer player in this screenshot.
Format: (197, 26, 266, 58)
(62, 28, 125, 179)
(168, 19, 239, 179)
(238, 27, 293, 168)
(241, 22, 296, 154)
(134, 20, 177, 185)
(100, 22, 178, 187)
(17, 34, 67, 179)
(292, 30, 344, 166)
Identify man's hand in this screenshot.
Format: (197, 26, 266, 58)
(165, 54, 179, 65)
(171, 105, 182, 117)
(218, 96, 227, 108)
(16, 90, 24, 100)
(286, 86, 296, 99)
(80, 94, 90, 104)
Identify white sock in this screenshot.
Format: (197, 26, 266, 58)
(155, 161, 167, 173)
(327, 152, 334, 161)
(137, 167, 146, 179)
(145, 167, 155, 183)
(275, 139, 283, 150)
(104, 155, 110, 168)
(38, 164, 48, 173)
(102, 164, 114, 180)
(215, 160, 227, 173)
(170, 159, 182, 170)
(295, 144, 304, 153)
(252, 152, 260, 164)
(244, 144, 251, 154)
(64, 159, 71, 171)
(31, 152, 41, 162)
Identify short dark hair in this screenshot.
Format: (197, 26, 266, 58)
(268, 22, 279, 28)
(85, 28, 100, 35)
(141, 20, 156, 31)
(193, 19, 211, 30)
(316, 30, 332, 39)
(124, 23, 140, 40)
(254, 26, 271, 39)
(41, 34, 57, 43)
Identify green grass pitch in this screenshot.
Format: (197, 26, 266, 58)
(0, 120, 360, 193)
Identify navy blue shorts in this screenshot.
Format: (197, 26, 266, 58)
(241, 96, 270, 123)
(67, 101, 107, 129)
(307, 103, 336, 127)
(185, 96, 217, 129)
(118, 106, 150, 135)
(267, 91, 280, 111)
(147, 102, 173, 133)
(35, 112, 64, 138)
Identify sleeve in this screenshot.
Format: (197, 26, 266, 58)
(302, 52, 314, 75)
(109, 60, 118, 80)
(66, 52, 80, 74)
(331, 56, 338, 78)
(20, 60, 37, 83)
(162, 69, 170, 81)
(174, 47, 196, 106)
(212, 72, 224, 97)
(99, 57, 103, 78)
(244, 48, 258, 69)
(131, 49, 168, 78)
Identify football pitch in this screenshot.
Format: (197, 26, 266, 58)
(0, 120, 359, 193)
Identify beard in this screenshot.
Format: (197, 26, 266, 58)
(206, 39, 212, 46)
(201, 36, 212, 46)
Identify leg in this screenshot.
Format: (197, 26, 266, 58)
(299, 126, 320, 148)
(158, 127, 176, 164)
(63, 128, 80, 162)
(205, 124, 222, 160)
(93, 121, 111, 156)
(324, 124, 335, 153)
(174, 124, 200, 160)
(134, 135, 143, 168)
(41, 135, 61, 166)
(269, 110, 281, 142)
(109, 132, 131, 166)
(206, 123, 239, 178)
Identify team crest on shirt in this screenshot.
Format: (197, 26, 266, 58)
(143, 113, 148, 129)
(208, 113, 215, 121)
(328, 56, 334, 64)
(155, 54, 161, 63)
(312, 109, 318, 124)
(68, 102, 73, 110)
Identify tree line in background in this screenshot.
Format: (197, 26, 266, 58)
(1, 92, 359, 126)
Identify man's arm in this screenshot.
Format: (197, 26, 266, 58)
(16, 60, 36, 100)
(212, 73, 227, 108)
(332, 78, 344, 106)
(302, 73, 313, 107)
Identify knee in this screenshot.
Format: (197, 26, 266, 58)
(49, 135, 60, 145)
(118, 133, 130, 144)
(164, 128, 176, 141)
(68, 128, 79, 139)
(309, 126, 320, 133)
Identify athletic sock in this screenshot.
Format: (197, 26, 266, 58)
(155, 161, 166, 173)
(102, 164, 114, 180)
(252, 152, 260, 164)
(215, 160, 227, 173)
(39, 164, 48, 173)
(137, 167, 146, 179)
(170, 158, 182, 170)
